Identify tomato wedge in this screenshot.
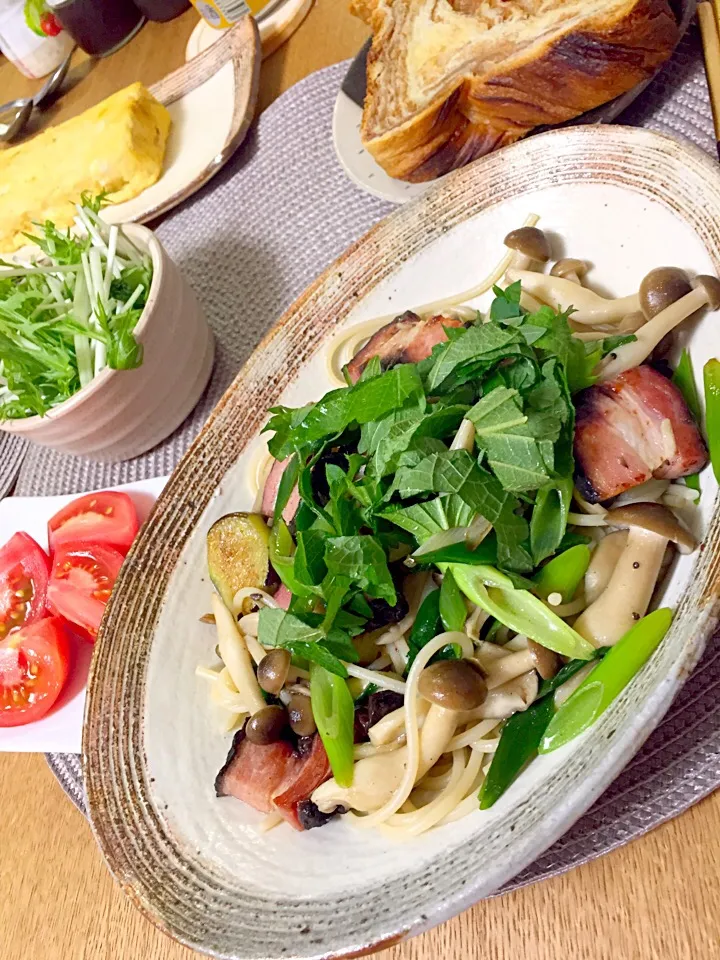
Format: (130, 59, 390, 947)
(48, 491, 139, 556)
(0, 532, 50, 640)
(47, 543, 125, 642)
(0, 618, 70, 726)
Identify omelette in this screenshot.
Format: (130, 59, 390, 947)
(0, 82, 171, 252)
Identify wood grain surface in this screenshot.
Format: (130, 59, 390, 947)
(0, 5, 718, 960)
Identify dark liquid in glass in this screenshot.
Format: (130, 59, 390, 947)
(50, 0, 145, 57)
(132, 0, 190, 21)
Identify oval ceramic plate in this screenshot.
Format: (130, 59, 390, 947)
(334, 0, 695, 203)
(85, 125, 720, 960)
(101, 17, 260, 227)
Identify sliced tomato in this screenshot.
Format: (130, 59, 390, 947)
(48, 491, 140, 556)
(0, 532, 50, 639)
(0, 618, 70, 726)
(47, 543, 125, 642)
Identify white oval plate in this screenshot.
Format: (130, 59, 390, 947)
(85, 125, 720, 960)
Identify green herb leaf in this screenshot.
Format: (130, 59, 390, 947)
(325, 535, 396, 604)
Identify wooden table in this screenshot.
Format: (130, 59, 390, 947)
(0, 6, 718, 960)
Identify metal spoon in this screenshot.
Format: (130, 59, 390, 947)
(0, 99, 34, 143)
(0, 47, 75, 143)
(33, 46, 75, 109)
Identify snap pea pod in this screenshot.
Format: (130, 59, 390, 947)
(269, 520, 317, 598)
(410, 536, 497, 567)
(533, 545, 591, 603)
(672, 351, 700, 493)
(406, 589, 459, 669)
(703, 359, 720, 485)
(406, 590, 442, 669)
(536, 651, 605, 699)
(539, 608, 672, 754)
(480, 652, 606, 807)
(272, 453, 300, 525)
(440, 570, 466, 633)
(479, 695, 555, 809)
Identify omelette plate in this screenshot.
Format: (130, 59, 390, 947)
(102, 17, 260, 228)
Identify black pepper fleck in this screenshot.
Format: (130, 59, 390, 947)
(633, 561, 640, 569)
(632, 612, 640, 621)
(609, 352, 617, 360)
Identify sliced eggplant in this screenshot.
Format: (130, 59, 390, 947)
(207, 513, 270, 608)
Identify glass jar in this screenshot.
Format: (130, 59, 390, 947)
(46, 0, 144, 57)
(132, 0, 189, 22)
(0, 0, 74, 78)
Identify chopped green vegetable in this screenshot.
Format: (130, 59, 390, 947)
(539, 608, 673, 753)
(533, 545, 591, 603)
(673, 350, 701, 493)
(529, 478, 573, 566)
(536, 651, 605, 699)
(272, 454, 300, 525)
(310, 663, 355, 787)
(450, 564, 595, 660)
(479, 695, 555, 808)
(704, 359, 720, 485)
(0, 198, 150, 420)
(439, 569, 466, 633)
(407, 590, 442, 670)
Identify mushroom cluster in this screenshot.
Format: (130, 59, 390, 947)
(499, 229, 720, 369)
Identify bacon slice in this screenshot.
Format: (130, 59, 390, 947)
(346, 312, 465, 383)
(272, 735, 331, 830)
(214, 731, 332, 831)
(215, 731, 294, 813)
(261, 458, 300, 523)
(574, 365, 708, 503)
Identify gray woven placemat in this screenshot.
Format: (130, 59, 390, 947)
(26, 23, 720, 893)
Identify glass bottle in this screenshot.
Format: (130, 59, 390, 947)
(46, 0, 144, 57)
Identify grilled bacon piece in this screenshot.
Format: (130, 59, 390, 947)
(574, 364, 708, 503)
(215, 730, 332, 831)
(346, 311, 465, 382)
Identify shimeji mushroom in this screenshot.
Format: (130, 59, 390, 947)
(573, 503, 695, 647)
(312, 659, 488, 814)
(503, 227, 551, 311)
(504, 227, 551, 271)
(312, 703, 459, 814)
(550, 258, 588, 285)
(584, 530, 628, 604)
(600, 273, 720, 379)
(505, 267, 640, 324)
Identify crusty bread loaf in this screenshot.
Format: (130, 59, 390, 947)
(354, 0, 679, 182)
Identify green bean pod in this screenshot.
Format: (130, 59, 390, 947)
(703, 359, 720, 485)
(533, 545, 591, 603)
(539, 608, 672, 754)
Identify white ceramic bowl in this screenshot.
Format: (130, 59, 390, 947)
(84, 126, 720, 959)
(1, 223, 214, 462)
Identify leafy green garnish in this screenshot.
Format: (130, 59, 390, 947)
(258, 282, 608, 649)
(0, 197, 151, 420)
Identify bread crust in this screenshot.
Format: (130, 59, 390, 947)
(360, 0, 679, 182)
